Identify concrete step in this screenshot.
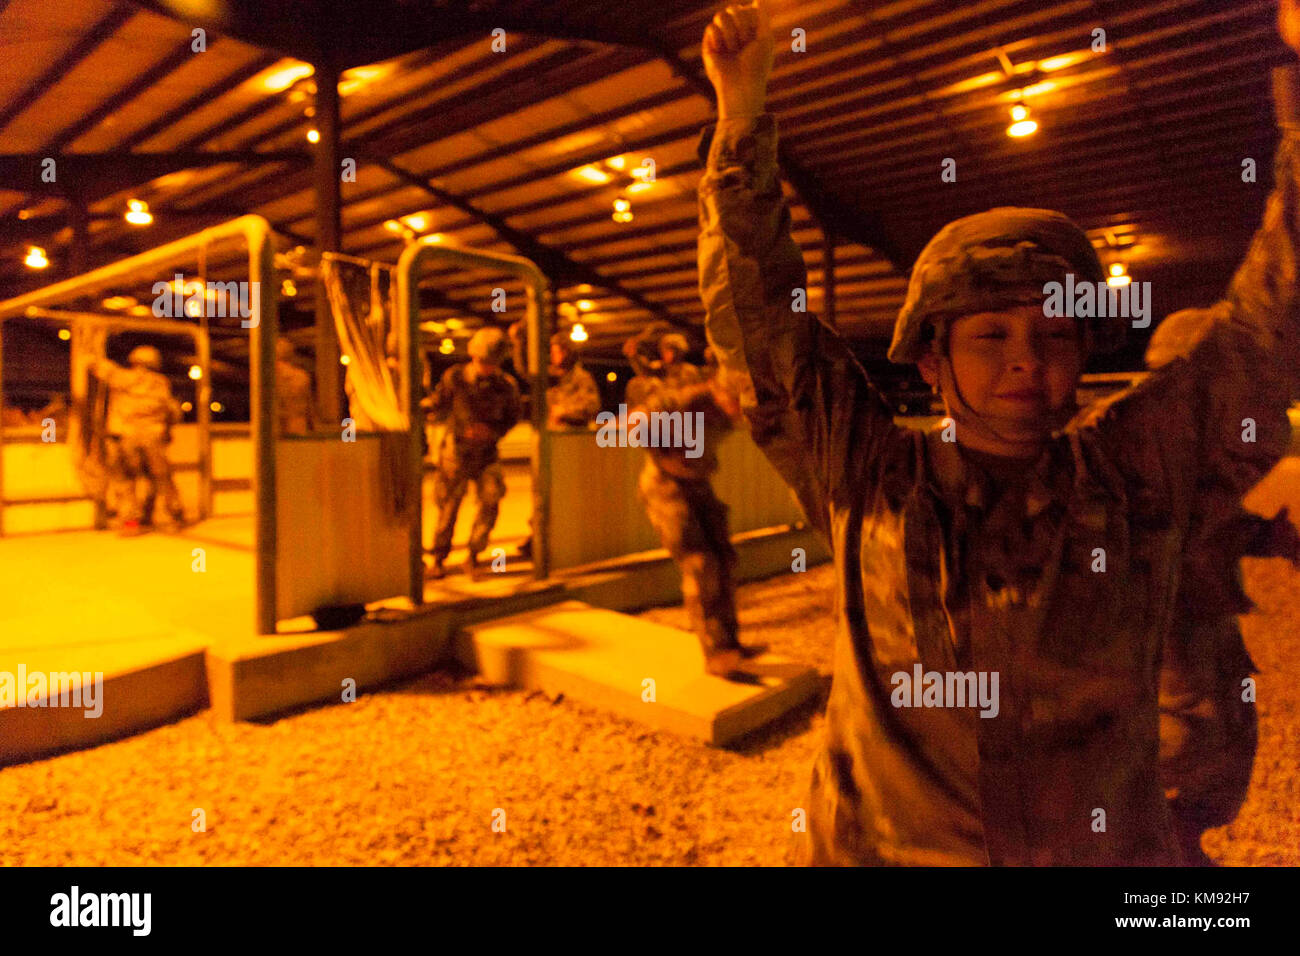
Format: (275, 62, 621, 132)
(456, 600, 821, 747)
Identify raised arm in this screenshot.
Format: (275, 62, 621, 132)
(1091, 19, 1300, 515)
(698, 1, 902, 535)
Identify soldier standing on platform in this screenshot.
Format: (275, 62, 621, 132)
(93, 345, 185, 536)
(275, 336, 314, 435)
(425, 327, 521, 579)
(622, 328, 764, 677)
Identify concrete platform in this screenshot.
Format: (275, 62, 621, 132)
(456, 600, 822, 747)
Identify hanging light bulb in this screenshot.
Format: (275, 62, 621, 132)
(25, 246, 49, 269)
(58, 328, 72, 341)
(569, 323, 588, 343)
(1007, 102, 1038, 138)
(606, 371, 617, 382)
(188, 365, 203, 380)
(1107, 262, 1131, 288)
(306, 128, 321, 143)
(124, 199, 153, 225)
(281, 279, 297, 297)
(339, 354, 351, 366)
(439, 338, 455, 355)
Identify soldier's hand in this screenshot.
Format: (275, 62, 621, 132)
(1283, 0, 1300, 56)
(703, 1, 775, 121)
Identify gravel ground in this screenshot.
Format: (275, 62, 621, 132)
(1, 536, 1296, 866)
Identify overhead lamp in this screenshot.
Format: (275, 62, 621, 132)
(576, 300, 594, 311)
(439, 338, 455, 355)
(101, 296, 137, 310)
(445, 318, 465, 330)
(606, 371, 617, 382)
(626, 181, 652, 195)
(58, 328, 71, 341)
(612, 197, 631, 214)
(281, 279, 297, 297)
(606, 155, 626, 170)
(419, 233, 445, 244)
(181, 401, 193, 413)
(1007, 103, 1038, 138)
(210, 401, 224, 413)
(125, 199, 152, 225)
(1107, 262, 1131, 288)
(569, 323, 588, 343)
(340, 355, 351, 366)
(612, 209, 633, 223)
(188, 365, 203, 380)
(575, 165, 612, 184)
(25, 246, 49, 269)
(306, 128, 321, 144)
(262, 61, 314, 93)
(129, 305, 152, 317)
(401, 213, 429, 232)
(383, 219, 402, 233)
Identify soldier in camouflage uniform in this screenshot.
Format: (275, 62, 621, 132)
(699, 1, 1300, 864)
(623, 328, 763, 676)
(1147, 308, 1300, 865)
(507, 321, 602, 560)
(94, 345, 185, 536)
(275, 336, 314, 435)
(426, 327, 521, 579)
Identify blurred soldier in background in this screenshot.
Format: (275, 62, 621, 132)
(425, 327, 521, 579)
(275, 336, 314, 435)
(93, 345, 185, 536)
(1147, 307, 1300, 864)
(508, 320, 602, 560)
(623, 328, 764, 677)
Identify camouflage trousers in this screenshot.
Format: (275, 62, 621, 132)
(638, 458, 739, 655)
(432, 443, 506, 562)
(1158, 616, 1258, 844)
(105, 433, 183, 525)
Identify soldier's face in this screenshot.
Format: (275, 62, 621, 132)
(471, 357, 498, 376)
(920, 306, 1083, 434)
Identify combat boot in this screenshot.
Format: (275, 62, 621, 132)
(118, 520, 146, 538)
(465, 551, 482, 581)
(425, 557, 447, 580)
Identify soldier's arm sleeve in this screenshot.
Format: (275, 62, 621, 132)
(92, 358, 126, 387)
(427, 368, 456, 422)
(697, 114, 902, 534)
(1095, 65, 1300, 517)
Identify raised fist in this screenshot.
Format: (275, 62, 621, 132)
(702, 1, 775, 121)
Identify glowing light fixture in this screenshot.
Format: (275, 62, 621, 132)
(401, 213, 429, 232)
(420, 233, 445, 244)
(281, 279, 297, 297)
(262, 61, 314, 93)
(606, 371, 617, 382)
(125, 200, 153, 225)
(188, 365, 203, 380)
(1007, 103, 1038, 138)
(612, 198, 631, 213)
(569, 323, 588, 343)
(575, 165, 612, 184)
(181, 401, 193, 413)
(384, 219, 402, 233)
(306, 128, 321, 144)
(612, 210, 633, 223)
(576, 300, 594, 311)
(58, 328, 71, 341)
(25, 246, 49, 269)
(626, 181, 652, 195)
(439, 338, 455, 355)
(445, 318, 465, 330)
(129, 305, 152, 317)
(210, 401, 224, 413)
(1107, 263, 1131, 288)
(101, 296, 137, 310)
(340, 355, 352, 366)
(606, 155, 626, 170)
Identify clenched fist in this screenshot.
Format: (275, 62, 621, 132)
(702, 0, 775, 121)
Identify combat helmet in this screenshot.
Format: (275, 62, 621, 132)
(887, 207, 1121, 364)
(467, 327, 509, 365)
(127, 345, 163, 370)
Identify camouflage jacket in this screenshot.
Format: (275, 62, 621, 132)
(696, 68, 1300, 866)
(94, 359, 180, 440)
(547, 361, 601, 429)
(626, 362, 735, 481)
(427, 363, 521, 455)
